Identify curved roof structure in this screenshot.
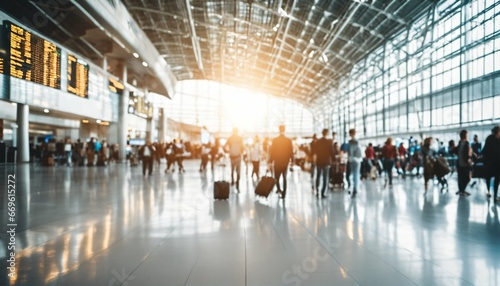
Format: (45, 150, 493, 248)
(121, 0, 436, 106)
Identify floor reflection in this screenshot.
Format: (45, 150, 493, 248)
(0, 161, 499, 285)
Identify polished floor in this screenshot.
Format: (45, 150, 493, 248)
(1, 160, 500, 286)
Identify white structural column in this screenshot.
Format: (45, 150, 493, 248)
(16, 104, 29, 163)
(145, 89, 157, 142)
(118, 66, 128, 162)
(159, 108, 168, 142)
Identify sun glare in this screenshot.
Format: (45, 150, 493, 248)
(223, 88, 268, 133)
(170, 80, 313, 134)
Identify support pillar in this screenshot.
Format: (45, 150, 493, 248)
(146, 90, 156, 142)
(118, 66, 128, 162)
(11, 123, 18, 148)
(159, 108, 168, 142)
(16, 104, 29, 163)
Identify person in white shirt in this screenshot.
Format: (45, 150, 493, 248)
(347, 129, 363, 197)
(139, 140, 156, 176)
(64, 139, 72, 167)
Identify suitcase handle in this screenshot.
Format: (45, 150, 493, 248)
(218, 163, 226, 181)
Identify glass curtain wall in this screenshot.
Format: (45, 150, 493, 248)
(331, 0, 500, 142)
(166, 80, 314, 136)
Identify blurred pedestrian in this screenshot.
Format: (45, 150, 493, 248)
(482, 126, 500, 201)
(269, 125, 294, 200)
(139, 140, 156, 176)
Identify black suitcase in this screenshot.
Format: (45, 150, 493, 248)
(434, 156, 450, 178)
(472, 162, 487, 178)
(214, 163, 230, 200)
(214, 181, 230, 200)
(330, 164, 344, 188)
(331, 171, 344, 187)
(255, 174, 276, 198)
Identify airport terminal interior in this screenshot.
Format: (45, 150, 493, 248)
(0, 0, 500, 285)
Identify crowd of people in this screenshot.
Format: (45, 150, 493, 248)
(36, 124, 500, 203)
(134, 124, 499, 202)
(35, 137, 118, 167)
(306, 126, 500, 201)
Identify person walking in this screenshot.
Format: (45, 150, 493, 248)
(269, 125, 294, 200)
(314, 129, 334, 198)
(87, 138, 95, 167)
(347, 129, 363, 197)
(421, 137, 446, 190)
(452, 130, 472, 196)
(210, 139, 221, 171)
(471, 134, 482, 162)
(421, 138, 434, 190)
(482, 126, 500, 201)
(310, 134, 318, 182)
(139, 140, 156, 176)
(397, 142, 407, 178)
(164, 141, 176, 173)
(225, 128, 245, 191)
(199, 143, 211, 172)
(64, 138, 72, 167)
(381, 137, 397, 188)
(249, 135, 262, 180)
(174, 139, 186, 173)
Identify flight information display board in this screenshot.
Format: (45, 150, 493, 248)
(67, 53, 89, 98)
(5, 21, 61, 89)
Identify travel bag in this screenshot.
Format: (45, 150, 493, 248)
(434, 156, 450, 178)
(255, 171, 276, 198)
(472, 162, 487, 178)
(214, 163, 230, 200)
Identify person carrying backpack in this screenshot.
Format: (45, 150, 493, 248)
(225, 128, 245, 191)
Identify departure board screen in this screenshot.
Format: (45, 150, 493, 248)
(67, 53, 89, 98)
(7, 22, 61, 89)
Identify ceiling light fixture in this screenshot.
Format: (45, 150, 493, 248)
(278, 8, 288, 17)
(96, 120, 102, 123)
(133, 53, 139, 58)
(43, 109, 49, 113)
(142, 61, 148, 67)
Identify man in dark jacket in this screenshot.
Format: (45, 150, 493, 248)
(314, 129, 334, 198)
(270, 125, 294, 200)
(139, 140, 156, 176)
(310, 134, 318, 181)
(482, 126, 500, 201)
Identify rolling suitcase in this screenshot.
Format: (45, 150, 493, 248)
(330, 164, 344, 188)
(255, 171, 276, 198)
(434, 156, 450, 178)
(472, 161, 487, 178)
(214, 163, 230, 200)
